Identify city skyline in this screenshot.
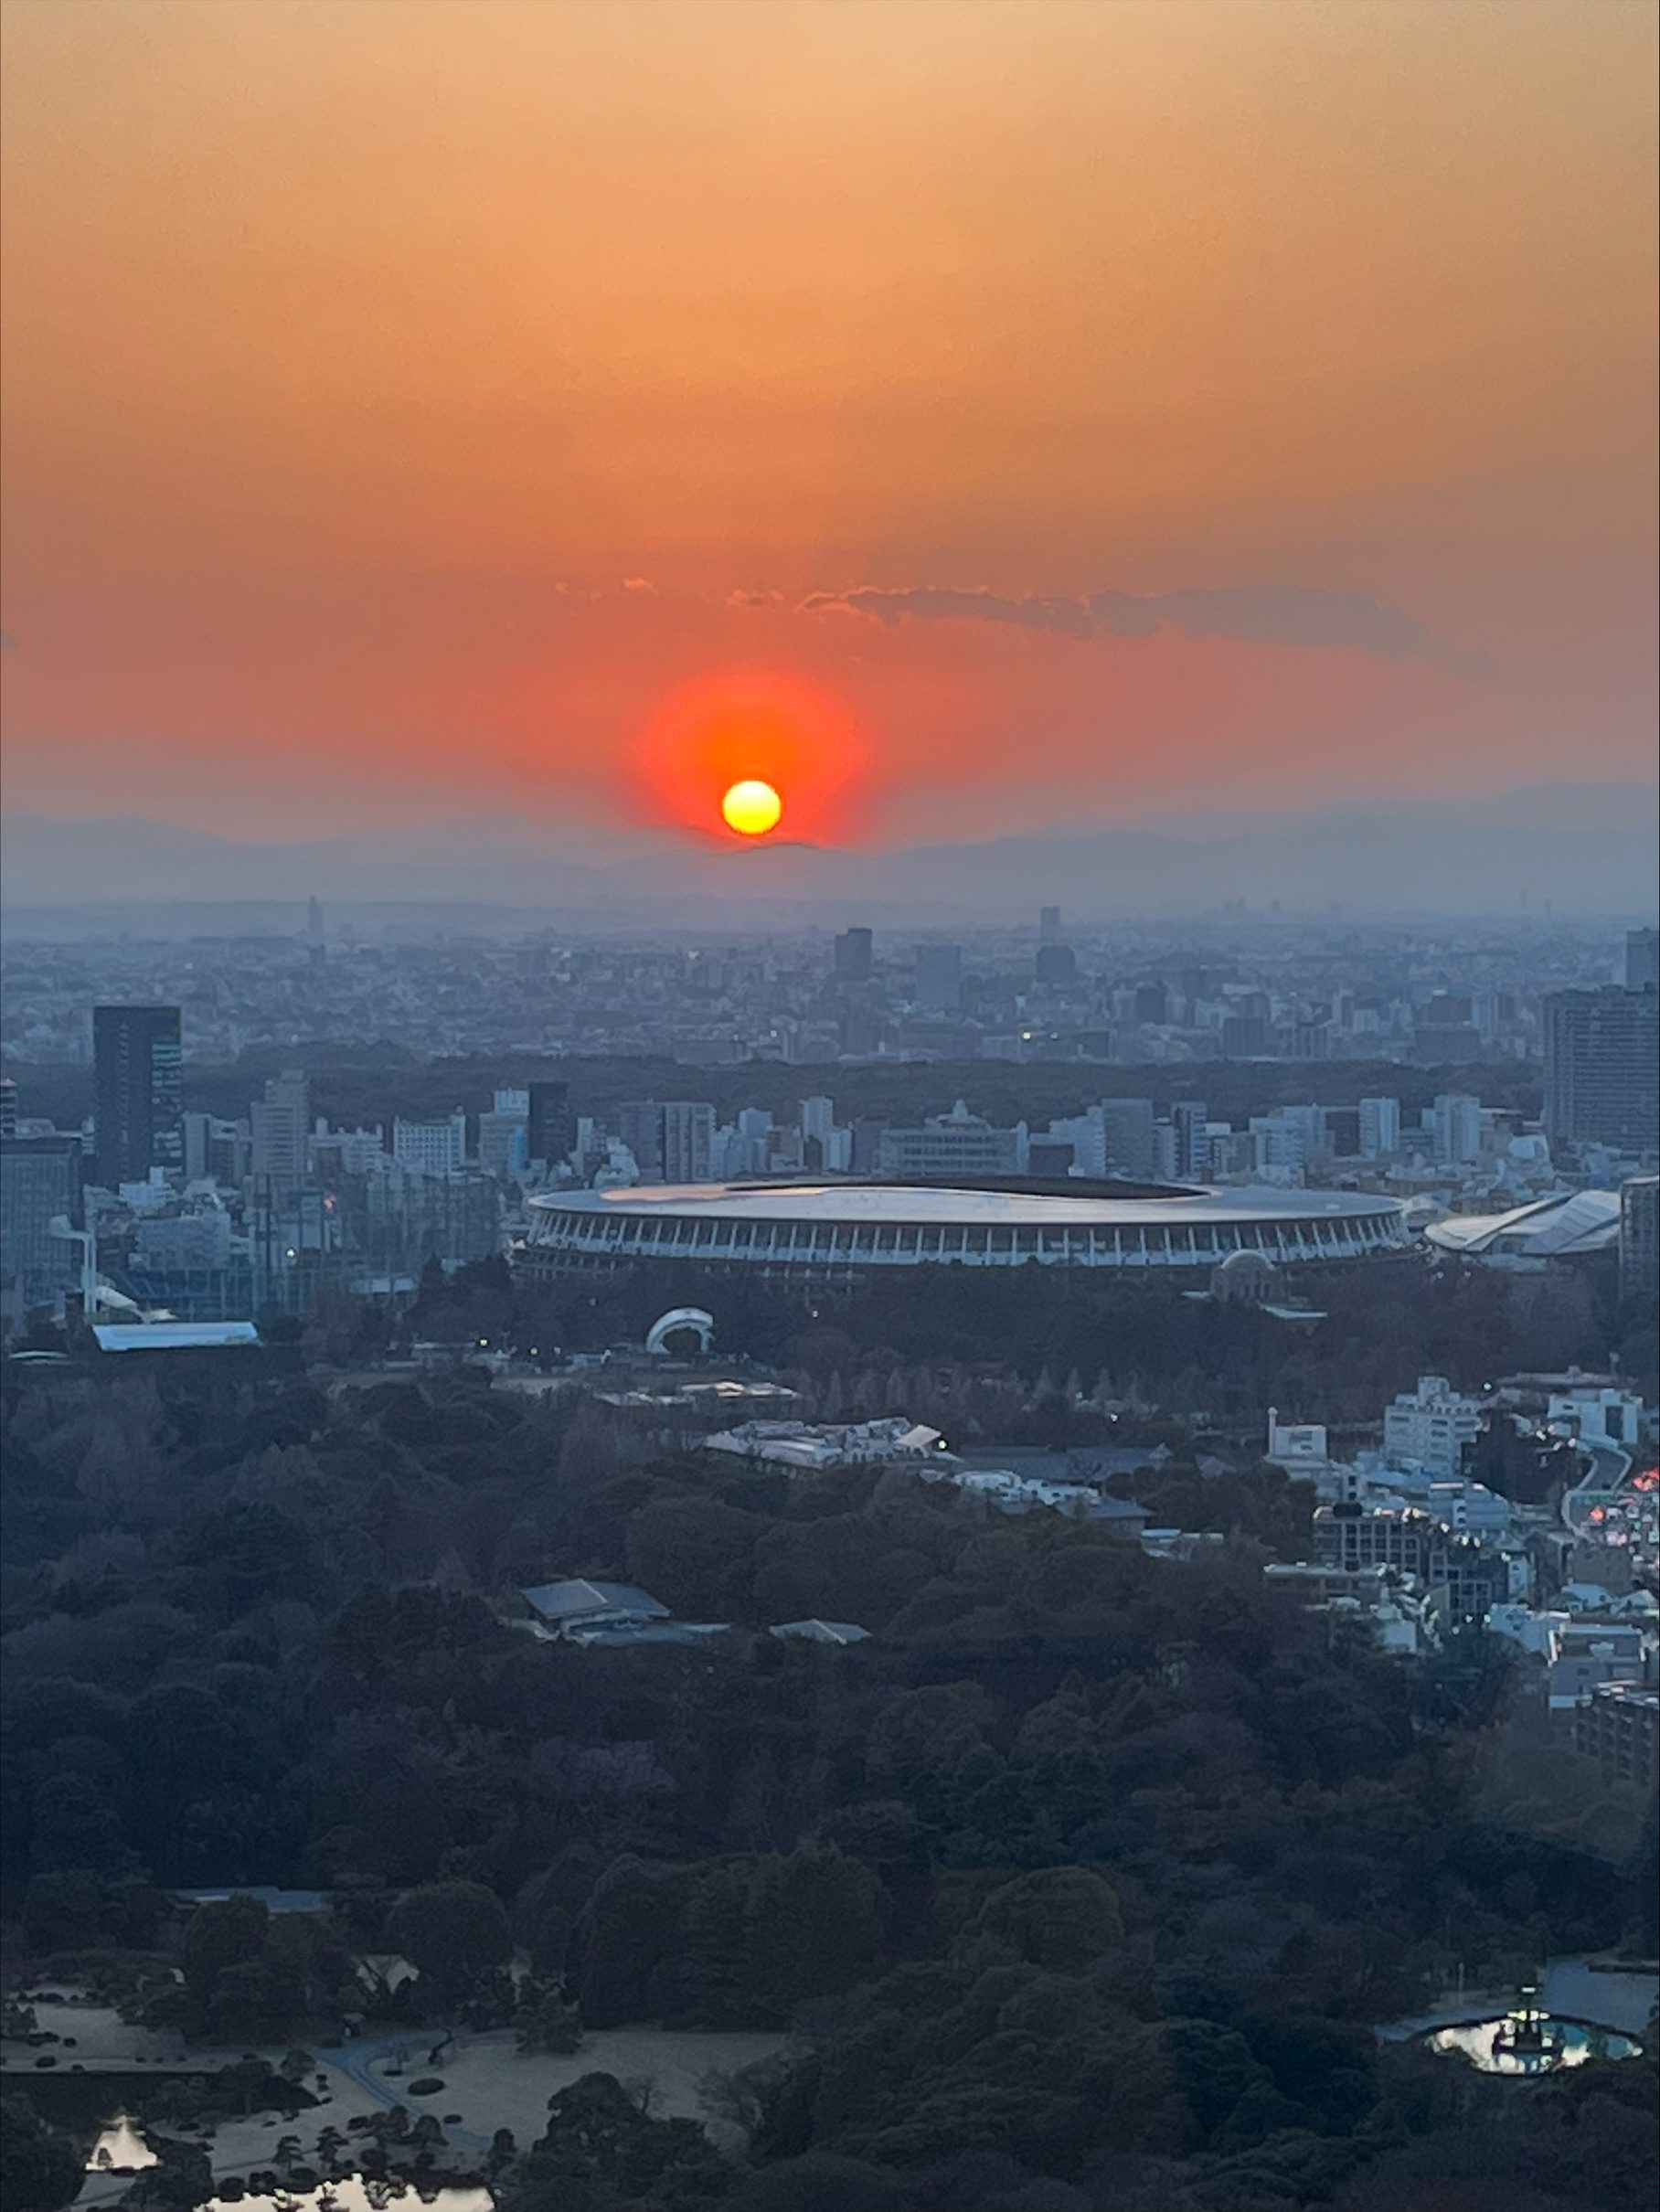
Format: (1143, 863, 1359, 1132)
(3, 0, 1656, 845)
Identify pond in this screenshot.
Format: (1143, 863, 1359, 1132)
(197, 2185, 493, 2212)
(1425, 2009, 1644, 2077)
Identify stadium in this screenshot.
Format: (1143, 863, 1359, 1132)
(518, 1180, 1410, 1282)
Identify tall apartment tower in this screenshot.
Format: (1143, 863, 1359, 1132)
(92, 1005, 183, 1187)
(527, 1080, 574, 1169)
(1171, 1100, 1210, 1181)
(832, 927, 874, 983)
(1542, 987, 1660, 1154)
(661, 1101, 716, 1183)
(1358, 1096, 1402, 1160)
(1038, 906, 1062, 945)
(250, 1069, 312, 1196)
(914, 943, 963, 1012)
(0, 1132, 83, 1305)
(1625, 927, 1659, 994)
(1100, 1098, 1158, 1182)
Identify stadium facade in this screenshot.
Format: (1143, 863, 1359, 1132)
(517, 1181, 1410, 1282)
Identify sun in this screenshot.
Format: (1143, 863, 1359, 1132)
(720, 777, 783, 837)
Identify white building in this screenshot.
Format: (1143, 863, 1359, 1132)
(1359, 1097, 1402, 1159)
(250, 1070, 311, 1195)
(393, 1112, 468, 1175)
(1382, 1375, 1483, 1481)
(1546, 1385, 1646, 1452)
(1431, 1092, 1484, 1167)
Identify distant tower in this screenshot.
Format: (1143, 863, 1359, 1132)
(833, 927, 874, 983)
(0, 1076, 16, 1140)
(1039, 905, 1062, 945)
(92, 1005, 183, 1187)
(1626, 926, 1658, 994)
(307, 896, 325, 944)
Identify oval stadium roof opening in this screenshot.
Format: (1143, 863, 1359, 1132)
(517, 1181, 1410, 1281)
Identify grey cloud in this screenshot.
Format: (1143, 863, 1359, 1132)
(800, 583, 1486, 675)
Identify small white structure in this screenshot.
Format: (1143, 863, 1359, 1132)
(644, 1306, 715, 1357)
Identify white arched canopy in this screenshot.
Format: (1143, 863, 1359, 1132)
(645, 1306, 715, 1356)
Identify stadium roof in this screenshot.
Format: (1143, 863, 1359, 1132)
(1423, 1189, 1622, 1260)
(530, 1182, 1400, 1228)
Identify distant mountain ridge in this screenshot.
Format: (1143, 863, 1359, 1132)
(2, 782, 1655, 923)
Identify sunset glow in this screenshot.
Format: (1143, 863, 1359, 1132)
(0, 0, 1654, 845)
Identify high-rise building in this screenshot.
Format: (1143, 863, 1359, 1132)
(913, 943, 963, 1012)
(527, 1080, 574, 1169)
(661, 1101, 716, 1183)
(0, 1077, 16, 1140)
(1038, 906, 1062, 945)
(1358, 1096, 1401, 1159)
(1621, 1175, 1659, 1301)
(1034, 943, 1077, 986)
(92, 1005, 183, 1188)
(617, 1100, 665, 1181)
(250, 1069, 312, 1196)
(1100, 1098, 1157, 1181)
(1431, 1092, 1484, 1166)
(1624, 927, 1659, 994)
(1542, 987, 1660, 1154)
(832, 927, 874, 983)
(0, 1132, 83, 1306)
(478, 1110, 530, 1178)
(1171, 1101, 1209, 1181)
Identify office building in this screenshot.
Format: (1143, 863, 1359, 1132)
(1625, 927, 1659, 994)
(1358, 1096, 1401, 1159)
(832, 927, 874, 984)
(92, 1005, 183, 1187)
(0, 1132, 83, 1306)
(250, 1069, 312, 1197)
(617, 1099, 665, 1181)
(1431, 1092, 1484, 1166)
(878, 1102, 1025, 1179)
(0, 1078, 16, 1140)
(478, 1109, 530, 1178)
(1172, 1101, 1209, 1181)
(1035, 943, 1078, 986)
(1100, 1098, 1158, 1182)
(1620, 1175, 1659, 1301)
(1038, 905, 1062, 945)
(913, 943, 963, 1012)
(527, 1080, 574, 1169)
(392, 1112, 468, 1176)
(1221, 1015, 1273, 1058)
(1542, 987, 1660, 1153)
(661, 1101, 716, 1183)
(1312, 1505, 1513, 1621)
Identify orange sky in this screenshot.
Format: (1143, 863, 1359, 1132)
(2, 0, 1655, 846)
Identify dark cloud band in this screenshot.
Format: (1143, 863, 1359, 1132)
(799, 582, 1485, 675)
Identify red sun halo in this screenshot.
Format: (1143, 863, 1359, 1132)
(636, 668, 867, 842)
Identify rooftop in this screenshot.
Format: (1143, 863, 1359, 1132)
(528, 1180, 1403, 1228)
